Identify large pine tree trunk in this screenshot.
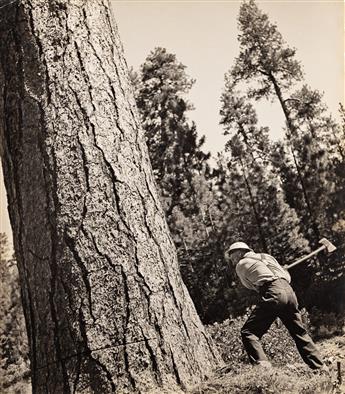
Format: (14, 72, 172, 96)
(0, 1, 221, 392)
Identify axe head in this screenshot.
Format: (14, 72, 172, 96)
(319, 238, 337, 253)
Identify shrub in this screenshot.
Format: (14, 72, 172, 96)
(308, 308, 345, 339)
(206, 309, 310, 367)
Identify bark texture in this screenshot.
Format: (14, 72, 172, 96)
(0, 1, 221, 392)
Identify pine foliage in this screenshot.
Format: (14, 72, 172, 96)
(0, 233, 29, 392)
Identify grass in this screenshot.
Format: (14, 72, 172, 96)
(188, 315, 345, 394)
(2, 312, 344, 393)
(190, 363, 338, 394)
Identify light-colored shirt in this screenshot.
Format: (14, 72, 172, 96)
(235, 251, 291, 292)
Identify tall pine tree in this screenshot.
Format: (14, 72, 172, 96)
(134, 47, 210, 222)
(230, 0, 344, 312)
(219, 79, 309, 263)
(0, 233, 29, 392)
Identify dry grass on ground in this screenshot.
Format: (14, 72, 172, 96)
(190, 363, 337, 394)
(189, 317, 345, 394)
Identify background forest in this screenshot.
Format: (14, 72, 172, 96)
(0, 0, 344, 392)
(130, 0, 345, 322)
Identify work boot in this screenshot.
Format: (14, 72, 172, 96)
(313, 364, 331, 376)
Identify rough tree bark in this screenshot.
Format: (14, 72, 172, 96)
(0, 1, 221, 392)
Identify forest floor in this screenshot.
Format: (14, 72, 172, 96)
(3, 316, 344, 393)
(190, 319, 345, 394)
(3, 337, 345, 394)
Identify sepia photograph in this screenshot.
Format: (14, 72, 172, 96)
(0, 0, 344, 392)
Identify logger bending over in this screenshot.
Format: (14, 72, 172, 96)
(225, 241, 324, 370)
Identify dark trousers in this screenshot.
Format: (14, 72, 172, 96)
(241, 278, 323, 369)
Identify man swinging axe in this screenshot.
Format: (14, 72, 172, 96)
(225, 240, 336, 370)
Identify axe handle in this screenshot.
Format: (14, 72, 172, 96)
(286, 245, 326, 270)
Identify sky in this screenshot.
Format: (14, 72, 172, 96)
(112, 0, 344, 152)
(0, 0, 344, 246)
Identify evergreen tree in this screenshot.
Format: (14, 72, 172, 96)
(0, 233, 29, 392)
(134, 47, 210, 221)
(274, 87, 345, 253)
(231, 0, 319, 239)
(172, 171, 226, 321)
(232, 0, 343, 253)
(232, 0, 303, 129)
(331, 104, 345, 236)
(270, 97, 345, 310)
(338, 103, 345, 147)
(219, 80, 315, 303)
(219, 80, 309, 262)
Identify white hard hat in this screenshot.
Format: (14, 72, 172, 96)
(227, 241, 252, 253)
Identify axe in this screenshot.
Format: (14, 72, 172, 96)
(286, 238, 337, 270)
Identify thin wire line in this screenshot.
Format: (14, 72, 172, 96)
(35, 336, 158, 371)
